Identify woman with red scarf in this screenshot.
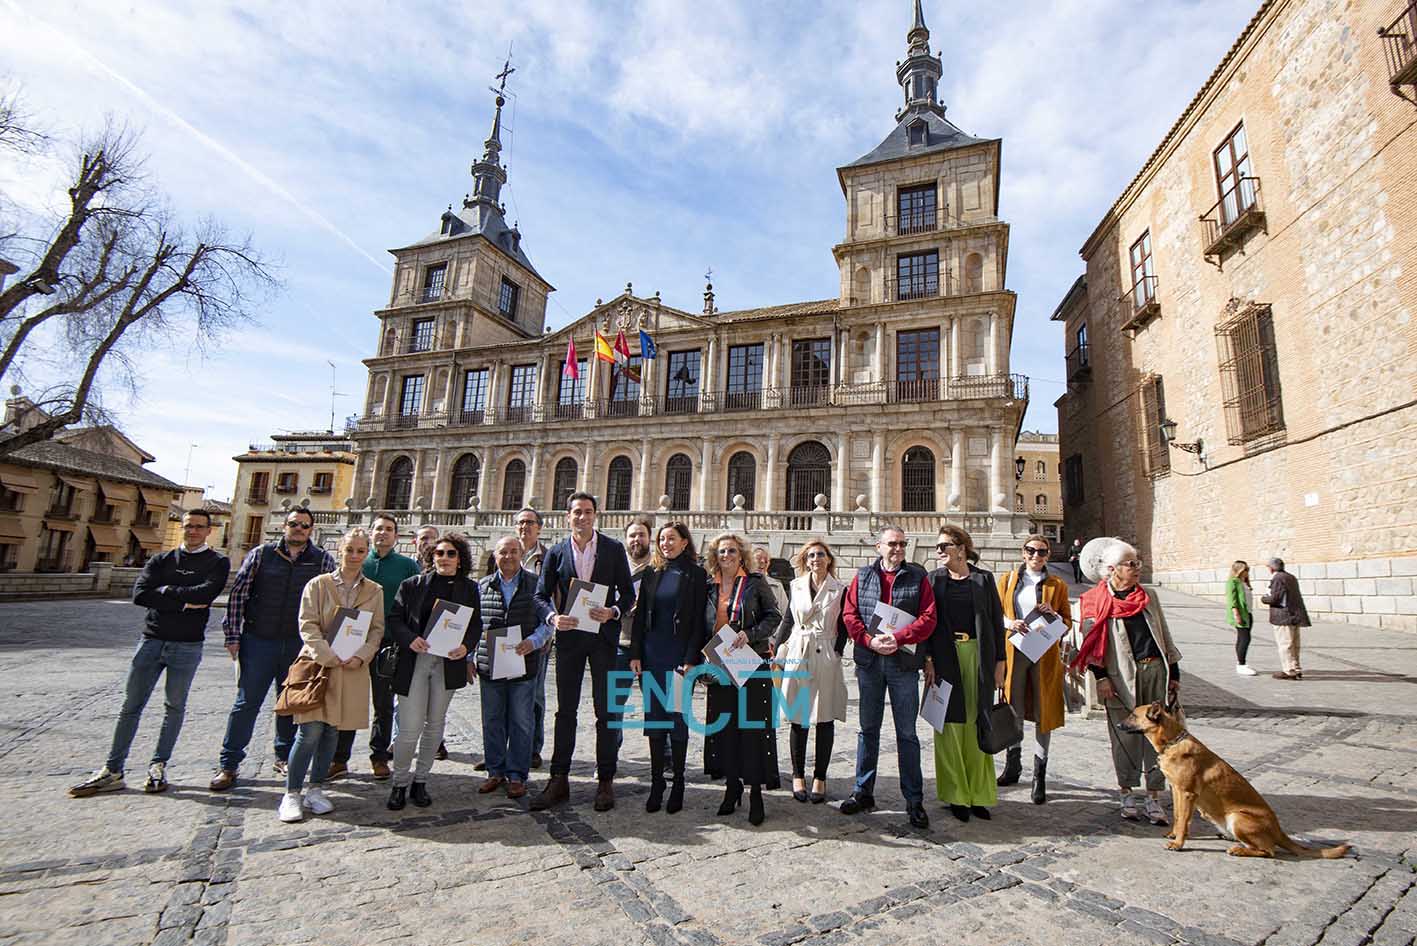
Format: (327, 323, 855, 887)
(1072, 537, 1182, 826)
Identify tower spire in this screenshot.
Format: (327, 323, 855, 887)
(896, 1, 944, 120)
(468, 55, 514, 210)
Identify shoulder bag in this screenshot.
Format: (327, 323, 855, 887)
(275, 657, 329, 715)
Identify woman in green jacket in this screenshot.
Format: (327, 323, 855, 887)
(1226, 561, 1257, 676)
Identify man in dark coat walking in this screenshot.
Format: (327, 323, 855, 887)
(1261, 557, 1310, 680)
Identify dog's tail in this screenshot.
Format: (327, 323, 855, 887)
(1278, 833, 1351, 859)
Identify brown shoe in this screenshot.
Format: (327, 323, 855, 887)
(209, 769, 237, 792)
(478, 776, 506, 794)
(325, 762, 349, 781)
(370, 758, 391, 781)
(529, 774, 569, 811)
(593, 777, 615, 812)
(1272, 671, 1298, 680)
(506, 780, 527, 799)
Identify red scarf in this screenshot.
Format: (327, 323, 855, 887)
(1071, 581, 1151, 671)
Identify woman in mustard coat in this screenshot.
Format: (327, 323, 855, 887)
(996, 534, 1072, 804)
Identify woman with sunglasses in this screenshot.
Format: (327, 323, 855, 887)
(925, 524, 1006, 822)
(995, 535, 1072, 804)
(1071, 536, 1181, 826)
(386, 532, 482, 810)
(769, 539, 849, 804)
(703, 532, 782, 825)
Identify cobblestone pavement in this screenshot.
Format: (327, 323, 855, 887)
(1, 588, 1415, 946)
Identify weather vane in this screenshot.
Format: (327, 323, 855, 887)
(491, 44, 515, 97)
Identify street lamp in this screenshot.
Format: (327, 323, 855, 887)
(1158, 418, 1203, 455)
(1014, 456, 1026, 480)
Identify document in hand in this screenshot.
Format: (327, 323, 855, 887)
(488, 626, 527, 680)
(1008, 605, 1069, 664)
(327, 608, 374, 662)
(700, 627, 763, 688)
(919, 680, 954, 732)
(565, 578, 609, 634)
(424, 599, 474, 658)
(868, 600, 918, 654)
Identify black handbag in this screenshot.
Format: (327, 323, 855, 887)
(979, 693, 1023, 754)
(373, 643, 399, 680)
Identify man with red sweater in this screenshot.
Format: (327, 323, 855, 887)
(839, 526, 936, 829)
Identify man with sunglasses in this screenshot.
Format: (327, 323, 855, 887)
(211, 507, 335, 791)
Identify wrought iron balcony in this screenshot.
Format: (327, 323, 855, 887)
(885, 274, 943, 302)
(1379, 2, 1417, 93)
(1201, 177, 1266, 266)
(1066, 343, 1091, 382)
(418, 286, 444, 303)
(1120, 275, 1160, 333)
(882, 209, 940, 236)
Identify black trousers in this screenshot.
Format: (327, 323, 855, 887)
(789, 722, 835, 781)
(551, 632, 619, 780)
(333, 668, 395, 764)
(1234, 624, 1252, 664)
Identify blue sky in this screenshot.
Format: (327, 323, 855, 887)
(1, 0, 1258, 499)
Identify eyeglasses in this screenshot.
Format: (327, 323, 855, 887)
(882, 541, 906, 548)
(1023, 546, 1050, 556)
(285, 521, 311, 529)
(433, 549, 459, 558)
(1117, 559, 1142, 569)
(935, 542, 959, 552)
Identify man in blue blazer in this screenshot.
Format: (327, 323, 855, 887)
(530, 491, 636, 811)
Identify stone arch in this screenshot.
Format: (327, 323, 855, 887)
(384, 455, 414, 510)
(785, 440, 831, 511)
(900, 445, 936, 512)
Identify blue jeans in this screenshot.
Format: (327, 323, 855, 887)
(532, 644, 551, 756)
(106, 639, 204, 773)
(219, 635, 302, 771)
(853, 656, 924, 804)
(478, 673, 536, 782)
(287, 721, 339, 792)
(611, 646, 633, 751)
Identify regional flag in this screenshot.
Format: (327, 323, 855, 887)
(639, 329, 658, 360)
(563, 338, 579, 379)
(614, 330, 641, 383)
(593, 330, 616, 364)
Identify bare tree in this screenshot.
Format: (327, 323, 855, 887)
(0, 102, 276, 458)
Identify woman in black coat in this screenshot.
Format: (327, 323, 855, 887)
(925, 524, 1006, 823)
(385, 532, 482, 811)
(702, 532, 782, 826)
(629, 521, 708, 814)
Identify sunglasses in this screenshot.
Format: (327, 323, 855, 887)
(286, 521, 312, 529)
(935, 542, 959, 552)
(433, 548, 459, 558)
(1117, 559, 1142, 569)
(716, 548, 740, 556)
(1023, 546, 1050, 556)
(882, 541, 906, 548)
(805, 551, 828, 559)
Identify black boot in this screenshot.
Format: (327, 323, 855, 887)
(666, 740, 687, 814)
(717, 777, 743, 816)
(748, 785, 765, 826)
(646, 738, 667, 813)
(386, 785, 407, 810)
(1031, 756, 1047, 805)
(410, 782, 432, 807)
(998, 746, 1022, 786)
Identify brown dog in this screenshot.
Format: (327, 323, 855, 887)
(1119, 702, 1350, 859)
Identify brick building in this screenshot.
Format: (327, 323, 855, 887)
(1053, 0, 1417, 629)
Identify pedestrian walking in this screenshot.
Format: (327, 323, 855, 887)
(1262, 557, 1310, 680)
(1226, 561, 1258, 676)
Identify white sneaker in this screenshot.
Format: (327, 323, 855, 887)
(1235, 664, 1258, 676)
(278, 792, 305, 823)
(1144, 797, 1170, 826)
(1120, 792, 1142, 820)
(304, 787, 334, 815)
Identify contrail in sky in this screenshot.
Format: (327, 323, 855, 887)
(4, 1, 391, 274)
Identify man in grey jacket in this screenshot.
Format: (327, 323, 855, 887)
(1262, 557, 1310, 681)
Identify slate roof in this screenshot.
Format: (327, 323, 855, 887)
(5, 440, 183, 491)
(844, 109, 993, 169)
(401, 202, 550, 287)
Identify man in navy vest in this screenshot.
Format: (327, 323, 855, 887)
(840, 526, 937, 829)
(211, 507, 335, 791)
(529, 491, 635, 812)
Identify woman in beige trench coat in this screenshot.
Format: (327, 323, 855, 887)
(278, 528, 384, 823)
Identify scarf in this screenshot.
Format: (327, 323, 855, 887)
(1071, 581, 1150, 671)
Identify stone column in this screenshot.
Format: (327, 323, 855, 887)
(584, 441, 596, 494)
(763, 435, 779, 509)
(429, 447, 450, 509)
(637, 436, 652, 510)
(834, 431, 849, 511)
(987, 313, 1000, 377)
(874, 321, 886, 383)
(937, 326, 950, 400)
(410, 449, 427, 508)
(485, 361, 501, 424)
(442, 365, 458, 416)
(949, 429, 964, 511)
(585, 348, 600, 417)
(381, 371, 398, 419)
(994, 311, 1009, 376)
(526, 444, 542, 511)
(870, 431, 885, 512)
(988, 425, 1005, 514)
(698, 437, 713, 510)
(703, 335, 717, 407)
(837, 329, 849, 385)
(949, 316, 961, 385)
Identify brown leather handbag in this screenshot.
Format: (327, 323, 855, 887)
(275, 657, 328, 715)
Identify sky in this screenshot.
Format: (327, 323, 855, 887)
(0, 0, 1259, 501)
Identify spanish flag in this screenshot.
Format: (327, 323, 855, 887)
(593, 330, 616, 365)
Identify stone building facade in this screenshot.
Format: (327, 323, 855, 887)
(348, 4, 1029, 556)
(1053, 0, 1417, 630)
(1013, 431, 1063, 543)
(227, 431, 356, 558)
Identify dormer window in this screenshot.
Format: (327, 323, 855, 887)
(907, 119, 928, 147)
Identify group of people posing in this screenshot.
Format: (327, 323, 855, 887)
(68, 497, 1194, 834)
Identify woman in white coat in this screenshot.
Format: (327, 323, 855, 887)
(770, 539, 849, 804)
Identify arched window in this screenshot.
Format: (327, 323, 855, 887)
(725, 451, 756, 510)
(501, 460, 525, 510)
(606, 456, 632, 511)
(1035, 494, 1048, 509)
(901, 446, 935, 512)
(552, 458, 578, 512)
(448, 454, 480, 509)
(665, 454, 692, 510)
(384, 456, 413, 510)
(786, 440, 831, 511)
(1036, 459, 1046, 479)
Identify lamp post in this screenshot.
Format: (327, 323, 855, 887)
(1158, 419, 1203, 455)
(1014, 456, 1026, 480)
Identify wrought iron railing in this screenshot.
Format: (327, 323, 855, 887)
(882, 209, 940, 236)
(1066, 343, 1091, 381)
(1379, 2, 1417, 90)
(884, 274, 943, 302)
(1201, 177, 1265, 262)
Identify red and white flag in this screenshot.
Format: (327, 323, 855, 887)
(563, 337, 579, 378)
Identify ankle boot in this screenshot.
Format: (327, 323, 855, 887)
(386, 785, 407, 810)
(998, 746, 1022, 786)
(717, 777, 743, 816)
(748, 785, 765, 826)
(1031, 756, 1047, 805)
(666, 740, 687, 814)
(646, 738, 667, 813)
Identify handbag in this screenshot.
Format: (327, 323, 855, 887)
(979, 691, 1023, 754)
(373, 643, 400, 680)
(275, 657, 329, 715)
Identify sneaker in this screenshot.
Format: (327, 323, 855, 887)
(1144, 797, 1170, 826)
(69, 767, 124, 798)
(1235, 665, 1258, 676)
(1120, 792, 1142, 820)
(278, 792, 305, 823)
(142, 763, 168, 794)
(304, 787, 335, 815)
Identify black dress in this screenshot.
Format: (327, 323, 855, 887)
(702, 572, 782, 788)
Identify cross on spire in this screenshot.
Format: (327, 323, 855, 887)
(492, 54, 515, 97)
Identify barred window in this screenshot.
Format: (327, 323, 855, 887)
(665, 454, 692, 510)
(501, 460, 525, 510)
(1216, 301, 1285, 445)
(1139, 374, 1170, 477)
(725, 451, 756, 510)
(606, 456, 632, 511)
(552, 458, 578, 512)
(901, 446, 935, 512)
